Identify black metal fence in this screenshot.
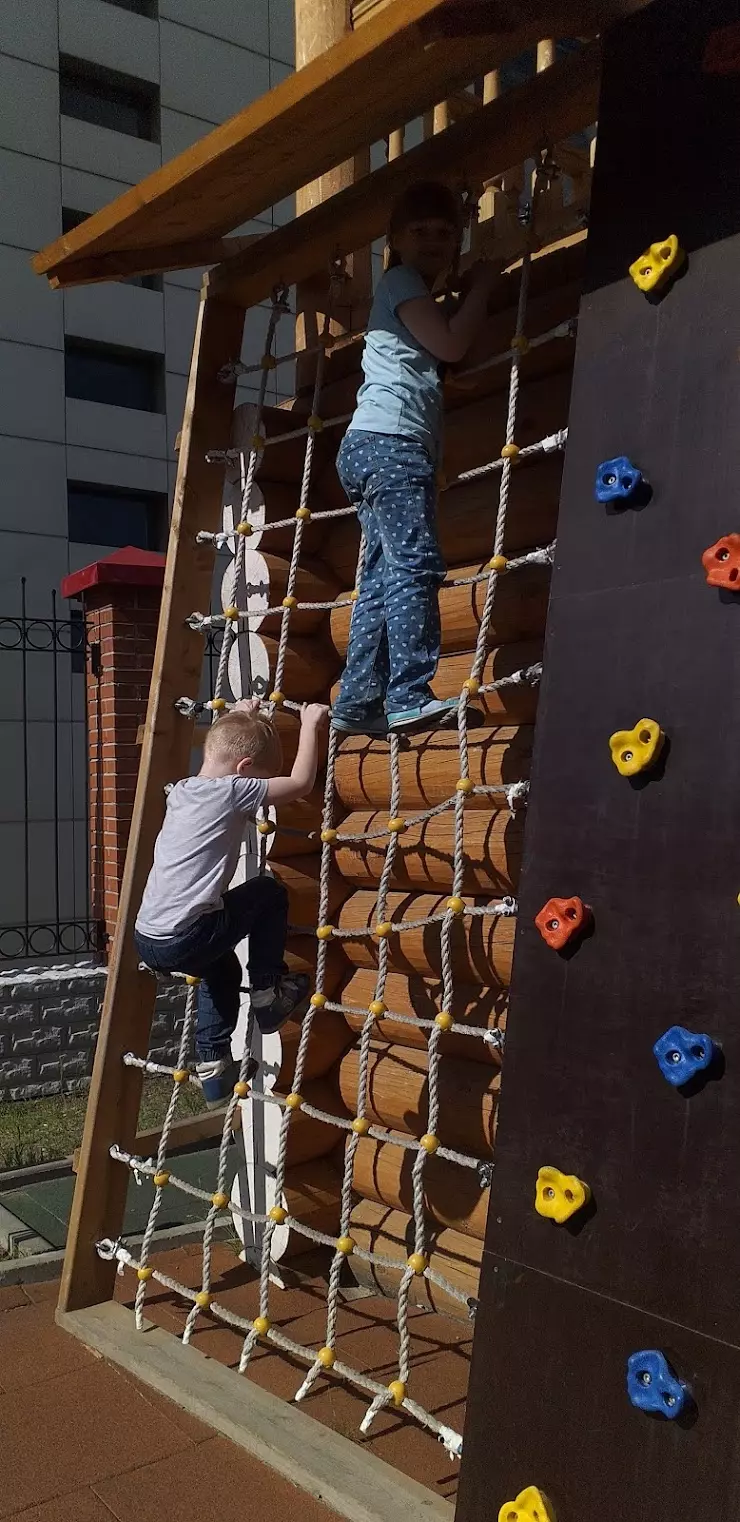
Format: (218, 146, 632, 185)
(0, 581, 104, 961)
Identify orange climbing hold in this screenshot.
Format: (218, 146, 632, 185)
(535, 896, 590, 951)
(702, 534, 740, 590)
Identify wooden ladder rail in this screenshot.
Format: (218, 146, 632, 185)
(59, 278, 246, 1314)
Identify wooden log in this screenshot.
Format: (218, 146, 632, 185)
(284, 1078, 349, 1166)
(331, 561, 550, 658)
(442, 368, 571, 481)
(337, 889, 515, 986)
(432, 639, 543, 721)
(277, 1006, 354, 1088)
(351, 1136, 489, 1240)
(339, 1042, 498, 1156)
(270, 708, 329, 769)
(227, 475, 327, 559)
(338, 968, 504, 1064)
(318, 453, 562, 588)
(284, 935, 345, 995)
(270, 791, 326, 859)
(251, 552, 340, 636)
(333, 807, 523, 895)
(334, 724, 533, 811)
(348, 1200, 481, 1320)
(281, 1158, 341, 1260)
(270, 858, 347, 928)
(258, 631, 339, 701)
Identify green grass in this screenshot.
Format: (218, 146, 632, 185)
(0, 1078, 207, 1171)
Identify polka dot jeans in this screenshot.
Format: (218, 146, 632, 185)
(333, 430, 446, 720)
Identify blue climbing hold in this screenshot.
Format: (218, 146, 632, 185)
(653, 1025, 716, 1087)
(627, 1350, 686, 1419)
(595, 456, 643, 503)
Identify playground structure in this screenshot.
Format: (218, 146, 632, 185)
(32, 0, 740, 1517)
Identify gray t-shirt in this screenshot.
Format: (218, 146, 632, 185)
(348, 264, 443, 461)
(136, 774, 268, 938)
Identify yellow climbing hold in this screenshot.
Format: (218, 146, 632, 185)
(375, 921, 392, 938)
(535, 1165, 591, 1224)
(407, 1253, 428, 1275)
(211, 1192, 229, 1210)
(284, 1092, 303, 1111)
(336, 1235, 355, 1256)
(320, 828, 337, 844)
(316, 924, 334, 941)
(501, 443, 520, 460)
(253, 1315, 271, 1336)
(195, 1290, 212, 1309)
(153, 1171, 170, 1188)
(388, 1380, 407, 1406)
(456, 777, 474, 795)
(295, 506, 311, 521)
(269, 1205, 287, 1224)
(137, 1266, 153, 1281)
(352, 1116, 371, 1135)
(498, 1486, 556, 1522)
(310, 991, 327, 1008)
(318, 1346, 336, 1369)
(629, 234, 684, 293)
(369, 999, 387, 1018)
(420, 1134, 439, 1154)
(446, 896, 465, 916)
(609, 718, 664, 778)
(435, 1011, 454, 1032)
(172, 1068, 189, 1084)
(490, 554, 508, 572)
(269, 690, 284, 706)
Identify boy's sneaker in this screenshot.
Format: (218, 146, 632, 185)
(196, 1054, 258, 1109)
(387, 698, 484, 735)
(330, 709, 388, 738)
(251, 972, 311, 1035)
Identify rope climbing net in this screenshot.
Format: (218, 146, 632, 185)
(100, 167, 574, 1461)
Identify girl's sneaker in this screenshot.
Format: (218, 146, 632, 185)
(251, 972, 311, 1035)
(387, 698, 484, 734)
(330, 709, 388, 737)
(196, 1054, 258, 1109)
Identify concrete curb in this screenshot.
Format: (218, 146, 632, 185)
(0, 1217, 232, 1285)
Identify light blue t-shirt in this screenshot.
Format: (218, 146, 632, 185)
(348, 263, 443, 461)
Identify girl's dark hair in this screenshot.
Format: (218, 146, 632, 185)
(386, 180, 464, 268)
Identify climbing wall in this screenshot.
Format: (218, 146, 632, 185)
(457, 1, 740, 1518)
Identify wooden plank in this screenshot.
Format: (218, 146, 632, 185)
(70, 1105, 243, 1174)
(214, 41, 602, 309)
(33, 0, 596, 286)
(47, 234, 260, 290)
(58, 279, 245, 1314)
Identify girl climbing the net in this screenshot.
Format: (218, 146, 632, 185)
(331, 179, 499, 737)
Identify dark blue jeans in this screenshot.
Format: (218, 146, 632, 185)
(134, 875, 288, 1062)
(333, 430, 446, 719)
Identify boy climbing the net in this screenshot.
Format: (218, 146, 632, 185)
(135, 698, 328, 1105)
(331, 179, 498, 737)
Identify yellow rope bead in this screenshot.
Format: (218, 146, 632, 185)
(420, 1134, 439, 1154)
(350, 588, 359, 602)
(251, 433, 266, 452)
(233, 1080, 250, 1098)
(352, 1116, 371, 1136)
(511, 334, 529, 354)
(285, 1092, 303, 1111)
(269, 690, 284, 706)
(195, 1290, 212, 1309)
(295, 506, 311, 521)
(257, 819, 275, 835)
(317, 1346, 336, 1369)
(463, 677, 480, 694)
(310, 991, 327, 1008)
(282, 595, 297, 609)
(211, 1191, 229, 1210)
(387, 817, 406, 834)
(316, 924, 334, 941)
(388, 1380, 407, 1407)
(172, 1068, 189, 1084)
(320, 828, 337, 844)
(375, 921, 392, 939)
(456, 777, 474, 794)
(185, 975, 201, 987)
(501, 443, 520, 460)
(209, 697, 226, 712)
(236, 520, 253, 537)
(137, 1266, 153, 1281)
(269, 1205, 287, 1224)
(446, 896, 465, 916)
(489, 554, 508, 573)
(407, 1253, 428, 1275)
(308, 413, 324, 433)
(261, 353, 277, 370)
(335, 1235, 355, 1256)
(153, 1170, 170, 1187)
(253, 1315, 271, 1336)
(369, 999, 386, 1018)
(223, 606, 239, 621)
(435, 1011, 454, 1032)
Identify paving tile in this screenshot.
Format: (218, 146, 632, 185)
(19, 1279, 59, 1304)
(114, 1364, 213, 1445)
(0, 1283, 31, 1312)
(8, 1487, 118, 1521)
(94, 1435, 340, 1522)
(0, 1361, 194, 1517)
(0, 1299, 91, 1391)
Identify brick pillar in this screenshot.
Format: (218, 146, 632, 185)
(61, 547, 165, 949)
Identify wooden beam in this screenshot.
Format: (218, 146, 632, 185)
(33, 0, 612, 287)
(58, 280, 245, 1314)
(70, 1106, 242, 1175)
(214, 40, 601, 309)
(48, 234, 261, 290)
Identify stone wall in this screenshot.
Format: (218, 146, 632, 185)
(0, 968, 187, 1102)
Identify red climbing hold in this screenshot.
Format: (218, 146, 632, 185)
(535, 896, 590, 951)
(701, 534, 740, 590)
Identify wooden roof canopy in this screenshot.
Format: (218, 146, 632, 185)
(34, 0, 652, 300)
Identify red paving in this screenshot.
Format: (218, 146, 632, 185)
(0, 1280, 341, 1521)
(114, 1241, 471, 1506)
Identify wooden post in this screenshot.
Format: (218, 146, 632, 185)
(58, 281, 245, 1313)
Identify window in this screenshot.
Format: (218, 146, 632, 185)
(59, 56, 160, 142)
(65, 338, 164, 413)
(68, 483, 166, 551)
(62, 208, 162, 291)
(104, 0, 157, 15)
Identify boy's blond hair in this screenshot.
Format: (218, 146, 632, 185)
(203, 708, 282, 774)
